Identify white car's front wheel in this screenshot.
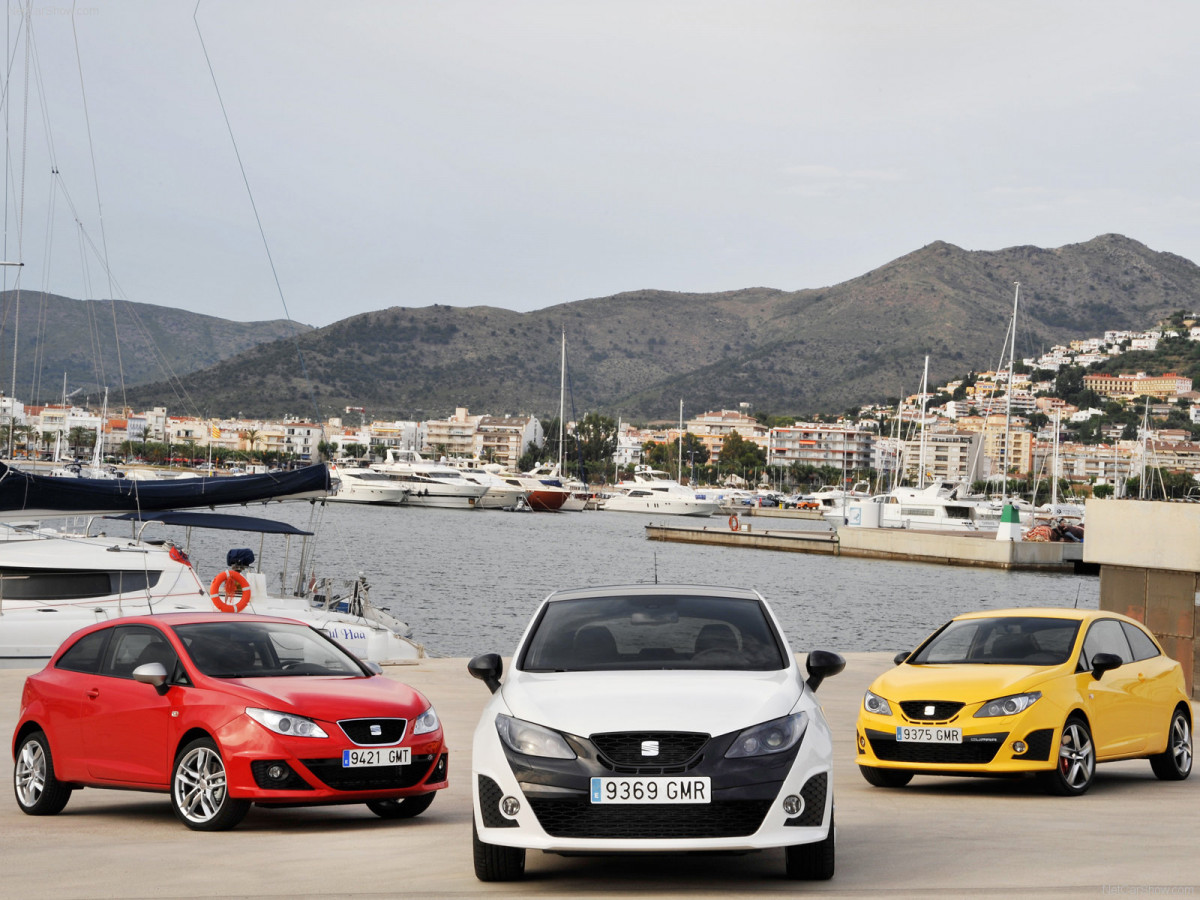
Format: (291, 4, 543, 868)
(472, 821, 526, 881)
(784, 810, 835, 879)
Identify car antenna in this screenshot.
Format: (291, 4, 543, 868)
(1074, 583, 1082, 609)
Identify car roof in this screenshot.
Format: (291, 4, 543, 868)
(543, 583, 766, 603)
(952, 607, 1138, 625)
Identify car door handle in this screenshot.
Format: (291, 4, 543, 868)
(86, 688, 100, 699)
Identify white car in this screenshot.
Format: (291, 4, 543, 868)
(467, 583, 845, 881)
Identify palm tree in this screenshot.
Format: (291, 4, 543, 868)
(68, 426, 95, 458)
(242, 428, 262, 460)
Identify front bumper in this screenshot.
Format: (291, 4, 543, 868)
(214, 716, 449, 804)
(856, 707, 1060, 775)
(473, 723, 833, 852)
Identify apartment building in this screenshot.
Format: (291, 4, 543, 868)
(768, 422, 874, 471)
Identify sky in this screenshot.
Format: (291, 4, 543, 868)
(2, 0, 1199, 328)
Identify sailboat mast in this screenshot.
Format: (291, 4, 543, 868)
(558, 328, 566, 475)
(677, 400, 683, 483)
(918, 356, 929, 489)
(1051, 409, 1060, 508)
(1001, 282, 1020, 505)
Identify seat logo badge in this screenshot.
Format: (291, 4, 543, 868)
(924, 705, 935, 717)
(370, 724, 382, 736)
(641, 740, 660, 757)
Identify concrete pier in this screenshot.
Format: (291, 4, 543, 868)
(647, 520, 1087, 571)
(1, 655, 1194, 898)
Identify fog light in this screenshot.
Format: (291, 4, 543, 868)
(781, 794, 804, 816)
(500, 796, 521, 818)
(1012, 740, 1027, 755)
(857, 733, 866, 750)
(267, 764, 287, 781)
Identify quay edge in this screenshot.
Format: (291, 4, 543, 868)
(645, 521, 1090, 573)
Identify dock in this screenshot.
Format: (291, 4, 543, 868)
(646, 519, 1090, 571)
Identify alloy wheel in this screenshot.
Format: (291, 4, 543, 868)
(14, 739, 47, 808)
(174, 745, 229, 824)
(1058, 720, 1094, 790)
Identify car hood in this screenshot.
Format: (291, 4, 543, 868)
(499, 668, 803, 736)
(214, 676, 428, 721)
(870, 663, 1063, 704)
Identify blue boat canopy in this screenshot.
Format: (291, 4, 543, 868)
(106, 510, 314, 535)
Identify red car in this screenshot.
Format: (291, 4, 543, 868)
(11, 612, 448, 830)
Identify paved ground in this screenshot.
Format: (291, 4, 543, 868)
(1, 653, 1196, 899)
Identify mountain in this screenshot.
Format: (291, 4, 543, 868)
(112, 234, 1200, 421)
(0, 292, 310, 405)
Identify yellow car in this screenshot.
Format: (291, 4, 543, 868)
(856, 608, 1193, 795)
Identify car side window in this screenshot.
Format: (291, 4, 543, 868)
(102, 625, 180, 681)
(56, 630, 110, 674)
(1120, 621, 1161, 662)
(1079, 619, 1134, 671)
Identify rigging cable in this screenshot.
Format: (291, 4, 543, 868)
(71, 0, 126, 412)
(193, 1, 324, 438)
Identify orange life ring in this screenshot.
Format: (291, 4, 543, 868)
(210, 570, 252, 612)
(728, 514, 740, 532)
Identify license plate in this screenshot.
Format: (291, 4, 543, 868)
(896, 726, 962, 743)
(589, 776, 711, 804)
(341, 747, 411, 768)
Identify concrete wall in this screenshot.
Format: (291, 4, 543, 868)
(1088, 500, 1200, 697)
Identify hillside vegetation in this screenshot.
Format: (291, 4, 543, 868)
(68, 235, 1200, 421)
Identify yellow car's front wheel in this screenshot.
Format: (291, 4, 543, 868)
(1039, 716, 1095, 796)
(859, 765, 913, 788)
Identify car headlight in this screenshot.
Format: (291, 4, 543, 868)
(863, 690, 893, 716)
(495, 714, 576, 759)
(725, 711, 809, 758)
(412, 706, 440, 735)
(245, 707, 329, 738)
(974, 691, 1042, 718)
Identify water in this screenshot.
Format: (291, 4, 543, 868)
(154, 503, 1100, 659)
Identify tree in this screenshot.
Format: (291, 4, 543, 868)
(718, 430, 766, 478)
(570, 412, 618, 482)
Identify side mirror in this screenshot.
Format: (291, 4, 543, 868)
(133, 661, 170, 696)
(468, 653, 503, 694)
(893, 651, 910, 666)
(1090, 652, 1122, 680)
(805, 649, 845, 692)
(363, 661, 383, 676)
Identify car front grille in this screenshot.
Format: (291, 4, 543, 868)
(527, 797, 772, 839)
(898, 700, 965, 722)
(478, 775, 518, 828)
(866, 730, 1006, 764)
(338, 717, 407, 745)
(785, 772, 827, 827)
(590, 731, 709, 768)
(1015, 728, 1053, 761)
(301, 753, 436, 790)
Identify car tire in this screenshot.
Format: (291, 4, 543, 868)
(472, 820, 525, 881)
(366, 792, 436, 819)
(785, 809, 835, 880)
(859, 765, 913, 788)
(170, 737, 250, 831)
(1149, 708, 1193, 781)
(1039, 715, 1095, 796)
(13, 730, 73, 816)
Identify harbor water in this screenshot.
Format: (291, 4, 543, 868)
(132, 502, 1101, 659)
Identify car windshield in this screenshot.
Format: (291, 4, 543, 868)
(518, 593, 787, 672)
(910, 616, 1081, 666)
(173, 621, 366, 677)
